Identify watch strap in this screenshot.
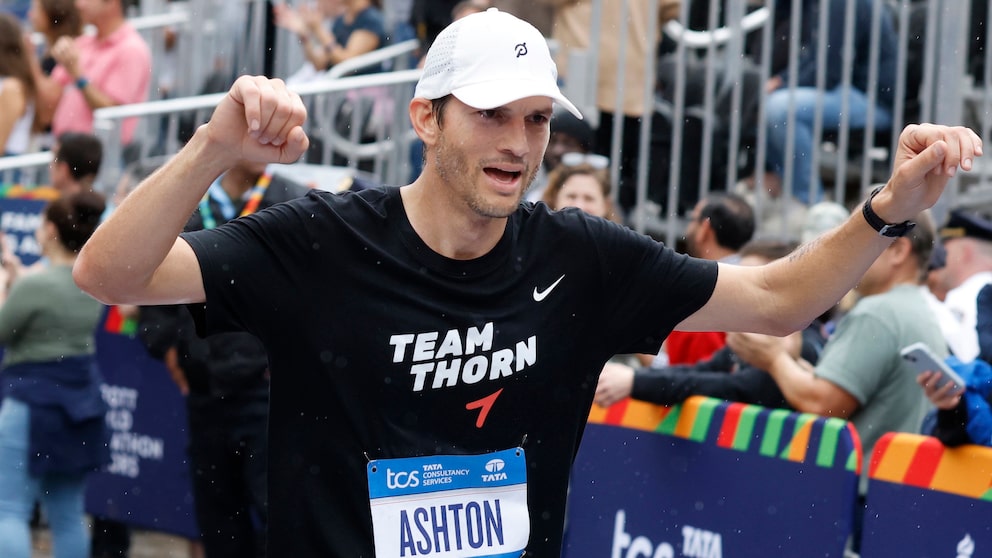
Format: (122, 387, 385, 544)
(862, 186, 916, 237)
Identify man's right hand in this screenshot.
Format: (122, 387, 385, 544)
(202, 75, 310, 169)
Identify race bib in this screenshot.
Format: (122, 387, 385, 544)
(367, 448, 529, 557)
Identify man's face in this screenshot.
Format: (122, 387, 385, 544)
(941, 237, 969, 288)
(431, 96, 550, 219)
(75, 0, 111, 25)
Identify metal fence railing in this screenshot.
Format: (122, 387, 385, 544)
(6, 0, 991, 244)
(89, 69, 422, 196)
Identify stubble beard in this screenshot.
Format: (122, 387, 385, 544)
(434, 135, 537, 219)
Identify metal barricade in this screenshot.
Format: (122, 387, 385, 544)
(566, 0, 975, 242)
(91, 69, 422, 196)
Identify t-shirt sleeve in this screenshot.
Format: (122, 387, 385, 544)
(814, 311, 898, 404)
(589, 218, 719, 354)
(181, 195, 321, 339)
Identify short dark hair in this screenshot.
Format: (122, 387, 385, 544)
(906, 210, 936, 280)
(697, 192, 755, 251)
(45, 191, 106, 253)
(55, 133, 103, 180)
(422, 95, 455, 163)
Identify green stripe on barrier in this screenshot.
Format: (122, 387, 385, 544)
(656, 402, 682, 435)
(760, 409, 790, 457)
(845, 448, 859, 473)
(689, 398, 720, 442)
(731, 405, 762, 451)
(816, 418, 846, 468)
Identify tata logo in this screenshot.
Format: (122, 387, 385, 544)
(386, 469, 420, 489)
(515, 43, 527, 58)
(481, 458, 508, 482)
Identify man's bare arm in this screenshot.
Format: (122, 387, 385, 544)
(74, 76, 309, 306)
(679, 124, 982, 335)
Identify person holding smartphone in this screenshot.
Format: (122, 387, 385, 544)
(919, 281, 992, 448)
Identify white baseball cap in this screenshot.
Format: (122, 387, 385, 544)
(414, 8, 582, 119)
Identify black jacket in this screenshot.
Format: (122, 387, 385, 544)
(631, 323, 828, 409)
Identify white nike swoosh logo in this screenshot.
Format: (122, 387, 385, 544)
(533, 274, 566, 302)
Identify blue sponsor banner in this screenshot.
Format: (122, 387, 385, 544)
(564, 415, 859, 557)
(861, 480, 992, 557)
(0, 197, 45, 265)
(85, 310, 198, 538)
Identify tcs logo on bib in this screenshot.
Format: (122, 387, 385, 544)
(386, 469, 420, 489)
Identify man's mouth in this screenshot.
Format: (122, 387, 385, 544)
(484, 167, 523, 184)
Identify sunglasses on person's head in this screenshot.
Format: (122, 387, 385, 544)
(561, 152, 609, 169)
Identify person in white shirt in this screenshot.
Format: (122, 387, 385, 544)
(937, 210, 992, 360)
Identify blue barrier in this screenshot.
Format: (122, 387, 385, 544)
(564, 396, 861, 557)
(861, 432, 992, 557)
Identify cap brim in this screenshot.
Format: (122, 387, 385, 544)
(451, 79, 582, 119)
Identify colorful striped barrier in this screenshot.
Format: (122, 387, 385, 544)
(861, 432, 992, 557)
(564, 396, 861, 557)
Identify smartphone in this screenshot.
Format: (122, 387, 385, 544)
(900, 342, 966, 393)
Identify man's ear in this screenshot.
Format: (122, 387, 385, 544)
(888, 236, 913, 264)
(409, 98, 440, 146)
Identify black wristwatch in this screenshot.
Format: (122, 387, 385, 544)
(862, 186, 916, 237)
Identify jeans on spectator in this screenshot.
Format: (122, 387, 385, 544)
(765, 85, 893, 204)
(0, 398, 89, 558)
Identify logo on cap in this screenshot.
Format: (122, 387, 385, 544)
(515, 43, 528, 58)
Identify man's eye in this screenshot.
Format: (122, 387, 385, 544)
(530, 114, 550, 124)
(479, 110, 498, 119)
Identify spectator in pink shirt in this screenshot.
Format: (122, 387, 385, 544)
(49, 0, 150, 145)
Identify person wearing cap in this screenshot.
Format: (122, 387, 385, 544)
(937, 209, 992, 361)
(72, 8, 981, 557)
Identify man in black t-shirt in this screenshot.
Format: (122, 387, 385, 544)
(74, 8, 981, 558)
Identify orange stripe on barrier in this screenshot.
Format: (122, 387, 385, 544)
(674, 397, 702, 438)
(587, 403, 610, 424)
(869, 432, 915, 483)
(785, 417, 814, 462)
(619, 400, 671, 431)
(929, 442, 992, 498)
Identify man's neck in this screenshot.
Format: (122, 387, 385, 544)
(399, 180, 508, 261)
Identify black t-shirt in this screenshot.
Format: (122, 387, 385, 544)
(181, 186, 718, 557)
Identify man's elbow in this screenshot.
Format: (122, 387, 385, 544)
(73, 254, 122, 305)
